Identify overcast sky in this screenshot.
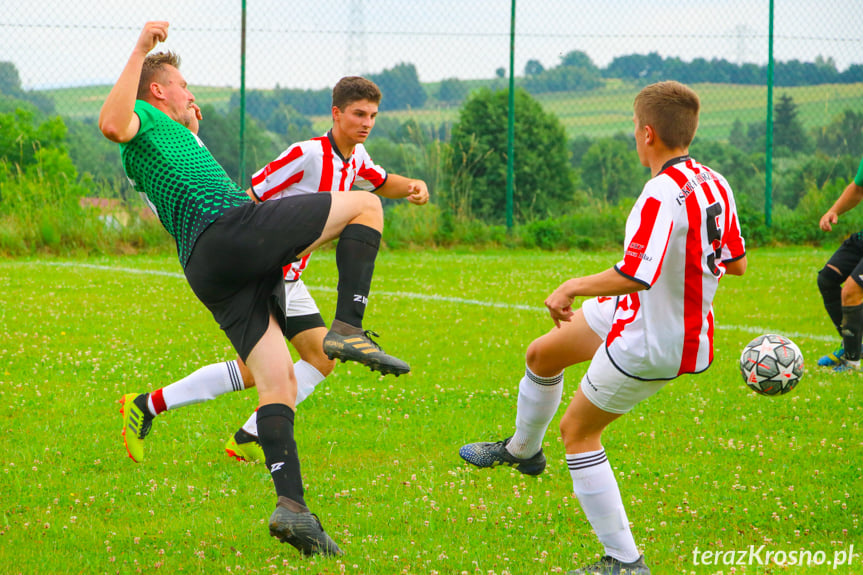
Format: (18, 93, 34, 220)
(3, 0, 862, 90)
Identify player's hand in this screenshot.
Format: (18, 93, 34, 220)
(136, 21, 169, 56)
(406, 180, 429, 205)
(820, 210, 838, 232)
(545, 285, 575, 328)
(187, 103, 202, 134)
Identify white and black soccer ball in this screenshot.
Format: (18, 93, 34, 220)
(739, 334, 804, 396)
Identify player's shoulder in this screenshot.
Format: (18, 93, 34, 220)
(271, 137, 326, 166)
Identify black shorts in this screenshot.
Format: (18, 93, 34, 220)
(184, 193, 332, 361)
(824, 231, 863, 289)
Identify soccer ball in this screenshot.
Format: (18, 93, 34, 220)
(739, 334, 804, 396)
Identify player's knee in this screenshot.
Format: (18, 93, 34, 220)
(559, 412, 603, 453)
(817, 265, 843, 296)
(841, 278, 863, 306)
(525, 338, 558, 376)
(525, 339, 545, 371)
(559, 411, 586, 450)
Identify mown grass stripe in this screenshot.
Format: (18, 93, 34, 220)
(18, 261, 835, 342)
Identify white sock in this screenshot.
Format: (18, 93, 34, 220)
(239, 360, 326, 437)
(148, 360, 244, 415)
(567, 449, 640, 563)
(294, 360, 326, 405)
(507, 366, 563, 459)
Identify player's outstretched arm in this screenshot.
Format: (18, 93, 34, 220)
(545, 268, 645, 327)
(99, 21, 170, 143)
(376, 174, 429, 204)
(819, 181, 863, 232)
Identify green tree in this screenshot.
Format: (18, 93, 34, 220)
(0, 62, 22, 94)
(773, 93, 810, 155)
(815, 109, 863, 156)
(437, 78, 468, 106)
(449, 87, 575, 224)
(775, 153, 860, 209)
(579, 137, 647, 204)
(524, 59, 544, 77)
(369, 63, 427, 111)
(0, 108, 66, 172)
(265, 104, 314, 145)
(524, 50, 602, 94)
(728, 119, 747, 151)
(196, 104, 282, 185)
(65, 118, 127, 186)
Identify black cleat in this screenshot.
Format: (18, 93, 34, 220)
(459, 436, 547, 476)
(268, 497, 342, 556)
(567, 555, 651, 574)
(323, 329, 410, 376)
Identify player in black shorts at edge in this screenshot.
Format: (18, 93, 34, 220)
(99, 21, 408, 556)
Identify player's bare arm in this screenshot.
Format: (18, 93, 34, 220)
(819, 181, 863, 232)
(724, 255, 747, 276)
(375, 174, 429, 204)
(545, 268, 645, 327)
(99, 21, 169, 143)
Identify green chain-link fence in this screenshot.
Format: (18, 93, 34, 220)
(1, 1, 862, 236)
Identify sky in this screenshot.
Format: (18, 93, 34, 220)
(2, 0, 862, 91)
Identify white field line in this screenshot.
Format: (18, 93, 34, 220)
(29, 261, 836, 342)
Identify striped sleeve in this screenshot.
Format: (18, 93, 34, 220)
(352, 144, 387, 191)
(616, 190, 673, 288)
(250, 143, 307, 201)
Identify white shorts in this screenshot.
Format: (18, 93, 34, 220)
(579, 297, 669, 415)
(283, 279, 321, 317)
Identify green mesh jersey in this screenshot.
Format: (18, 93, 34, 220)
(120, 100, 251, 267)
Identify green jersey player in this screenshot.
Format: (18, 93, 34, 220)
(100, 20, 408, 557)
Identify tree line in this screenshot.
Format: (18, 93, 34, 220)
(235, 50, 863, 120)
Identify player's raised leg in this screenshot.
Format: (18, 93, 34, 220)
(120, 361, 245, 462)
(304, 191, 410, 376)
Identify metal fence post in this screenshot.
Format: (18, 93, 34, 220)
(506, 0, 516, 231)
(765, 0, 774, 227)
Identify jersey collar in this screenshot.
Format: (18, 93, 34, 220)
(659, 155, 691, 175)
(327, 130, 354, 163)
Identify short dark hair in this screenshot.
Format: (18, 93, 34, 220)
(633, 81, 700, 149)
(332, 76, 382, 110)
(137, 51, 181, 101)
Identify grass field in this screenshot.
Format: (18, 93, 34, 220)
(48, 80, 863, 142)
(1, 247, 861, 574)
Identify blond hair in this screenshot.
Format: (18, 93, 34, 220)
(137, 51, 181, 101)
(633, 81, 700, 149)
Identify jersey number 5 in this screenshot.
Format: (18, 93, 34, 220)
(705, 202, 723, 276)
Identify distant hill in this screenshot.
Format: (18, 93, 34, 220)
(44, 79, 863, 142)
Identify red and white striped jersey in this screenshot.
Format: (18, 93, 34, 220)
(250, 131, 388, 281)
(604, 157, 745, 380)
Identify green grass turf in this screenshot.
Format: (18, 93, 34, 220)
(0, 247, 860, 574)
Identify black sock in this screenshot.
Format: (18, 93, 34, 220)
(817, 266, 844, 335)
(234, 428, 257, 444)
(257, 403, 305, 505)
(334, 224, 381, 328)
(840, 303, 863, 361)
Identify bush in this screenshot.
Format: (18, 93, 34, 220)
(383, 202, 443, 249)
